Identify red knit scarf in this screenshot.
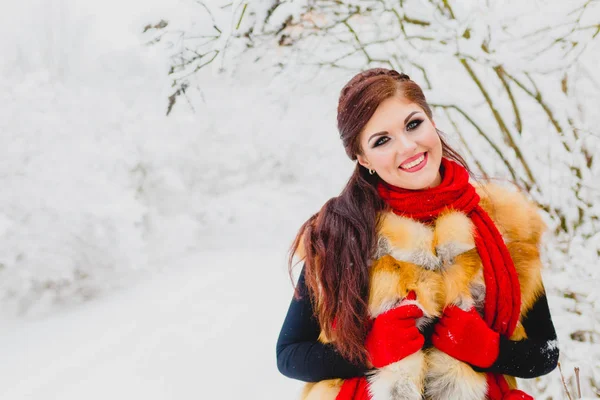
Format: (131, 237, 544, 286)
(377, 158, 521, 335)
(336, 158, 528, 400)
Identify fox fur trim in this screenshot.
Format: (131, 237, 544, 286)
(299, 183, 546, 400)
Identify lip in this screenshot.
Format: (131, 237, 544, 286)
(399, 152, 428, 172)
(400, 152, 426, 166)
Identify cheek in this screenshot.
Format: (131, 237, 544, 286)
(371, 150, 397, 169)
(424, 129, 441, 151)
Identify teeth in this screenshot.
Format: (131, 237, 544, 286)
(401, 154, 425, 169)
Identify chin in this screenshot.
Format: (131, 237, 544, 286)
(395, 172, 439, 191)
(415, 164, 441, 189)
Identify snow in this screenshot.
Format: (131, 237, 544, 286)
(1, 250, 303, 399)
(1, 0, 599, 398)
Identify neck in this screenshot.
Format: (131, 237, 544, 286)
(426, 170, 443, 189)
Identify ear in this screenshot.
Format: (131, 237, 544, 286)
(356, 154, 371, 170)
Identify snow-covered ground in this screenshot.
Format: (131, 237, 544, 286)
(1, 249, 303, 399)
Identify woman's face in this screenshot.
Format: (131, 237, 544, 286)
(357, 94, 443, 190)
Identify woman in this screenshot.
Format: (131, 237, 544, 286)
(276, 68, 559, 400)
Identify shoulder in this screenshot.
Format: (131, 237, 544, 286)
(474, 181, 547, 245)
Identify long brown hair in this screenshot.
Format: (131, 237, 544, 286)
(289, 68, 471, 365)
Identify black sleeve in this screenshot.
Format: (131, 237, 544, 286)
(276, 266, 368, 382)
(473, 289, 559, 378)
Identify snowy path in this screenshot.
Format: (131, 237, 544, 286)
(1, 249, 303, 399)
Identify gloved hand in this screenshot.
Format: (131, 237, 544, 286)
(364, 291, 425, 368)
(432, 305, 500, 368)
(486, 373, 534, 400)
(502, 391, 534, 400)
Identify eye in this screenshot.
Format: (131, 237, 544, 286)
(373, 136, 389, 147)
(407, 119, 423, 131)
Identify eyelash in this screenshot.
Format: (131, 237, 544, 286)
(373, 137, 389, 147)
(372, 119, 424, 147)
(407, 119, 423, 131)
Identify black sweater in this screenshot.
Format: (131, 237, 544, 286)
(276, 267, 559, 382)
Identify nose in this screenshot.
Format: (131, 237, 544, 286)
(395, 133, 418, 156)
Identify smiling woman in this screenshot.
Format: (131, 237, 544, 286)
(357, 95, 443, 190)
(276, 68, 559, 400)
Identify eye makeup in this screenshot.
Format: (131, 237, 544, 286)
(373, 137, 389, 147)
(406, 119, 423, 131)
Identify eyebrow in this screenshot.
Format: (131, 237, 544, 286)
(367, 111, 421, 144)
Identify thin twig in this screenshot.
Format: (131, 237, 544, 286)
(431, 103, 520, 184)
(441, 0, 456, 19)
(494, 65, 522, 134)
(442, 108, 489, 178)
(236, 3, 248, 30)
(558, 362, 573, 400)
(343, 20, 372, 63)
(574, 367, 582, 398)
(460, 58, 536, 188)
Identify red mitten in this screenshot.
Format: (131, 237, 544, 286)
(432, 305, 500, 368)
(336, 377, 372, 400)
(364, 293, 425, 368)
(486, 372, 534, 400)
(486, 374, 504, 400)
(503, 390, 534, 400)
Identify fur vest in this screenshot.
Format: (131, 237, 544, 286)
(301, 183, 546, 400)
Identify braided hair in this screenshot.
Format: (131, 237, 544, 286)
(338, 69, 411, 101)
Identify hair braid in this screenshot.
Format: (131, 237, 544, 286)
(339, 69, 411, 104)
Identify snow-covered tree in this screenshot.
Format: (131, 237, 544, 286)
(147, 0, 600, 396)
